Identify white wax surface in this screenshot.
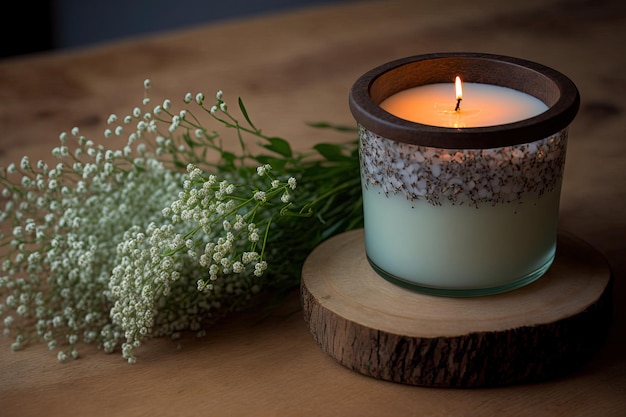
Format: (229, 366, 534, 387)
(380, 83, 548, 127)
(362, 184, 561, 289)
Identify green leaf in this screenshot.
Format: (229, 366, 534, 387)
(313, 143, 352, 162)
(220, 151, 237, 170)
(262, 137, 292, 158)
(238, 97, 257, 130)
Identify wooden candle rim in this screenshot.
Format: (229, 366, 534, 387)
(348, 52, 580, 149)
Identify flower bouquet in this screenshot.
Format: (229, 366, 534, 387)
(0, 81, 362, 363)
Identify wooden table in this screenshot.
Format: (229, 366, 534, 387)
(1, 0, 625, 415)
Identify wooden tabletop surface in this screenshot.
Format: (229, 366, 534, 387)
(1, 0, 625, 415)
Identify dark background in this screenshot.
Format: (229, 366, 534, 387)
(2, 0, 354, 58)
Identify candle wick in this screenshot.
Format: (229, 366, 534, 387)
(455, 98, 462, 112)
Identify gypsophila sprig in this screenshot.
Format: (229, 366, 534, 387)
(0, 126, 183, 359)
(0, 79, 362, 362)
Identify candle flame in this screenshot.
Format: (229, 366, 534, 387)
(455, 76, 463, 100)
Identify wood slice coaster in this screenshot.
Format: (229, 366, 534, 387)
(301, 229, 612, 388)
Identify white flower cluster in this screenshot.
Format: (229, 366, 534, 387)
(0, 79, 332, 364)
(0, 124, 182, 360)
(107, 161, 296, 362)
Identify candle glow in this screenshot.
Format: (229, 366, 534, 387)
(380, 80, 548, 128)
(455, 76, 463, 100)
(454, 76, 463, 111)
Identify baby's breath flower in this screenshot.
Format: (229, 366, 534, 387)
(253, 261, 268, 277)
(0, 81, 362, 364)
(232, 261, 244, 273)
(169, 115, 180, 132)
(253, 191, 266, 202)
(20, 156, 30, 170)
(242, 251, 259, 264)
(256, 164, 271, 177)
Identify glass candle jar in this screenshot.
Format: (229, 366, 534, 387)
(349, 53, 580, 296)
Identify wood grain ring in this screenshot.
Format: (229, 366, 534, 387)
(301, 229, 612, 387)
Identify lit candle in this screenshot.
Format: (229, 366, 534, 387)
(380, 77, 548, 128)
(349, 53, 580, 296)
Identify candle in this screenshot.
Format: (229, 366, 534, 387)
(349, 53, 579, 296)
(358, 133, 564, 294)
(380, 80, 548, 127)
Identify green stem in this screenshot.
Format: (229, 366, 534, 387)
(299, 178, 359, 215)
